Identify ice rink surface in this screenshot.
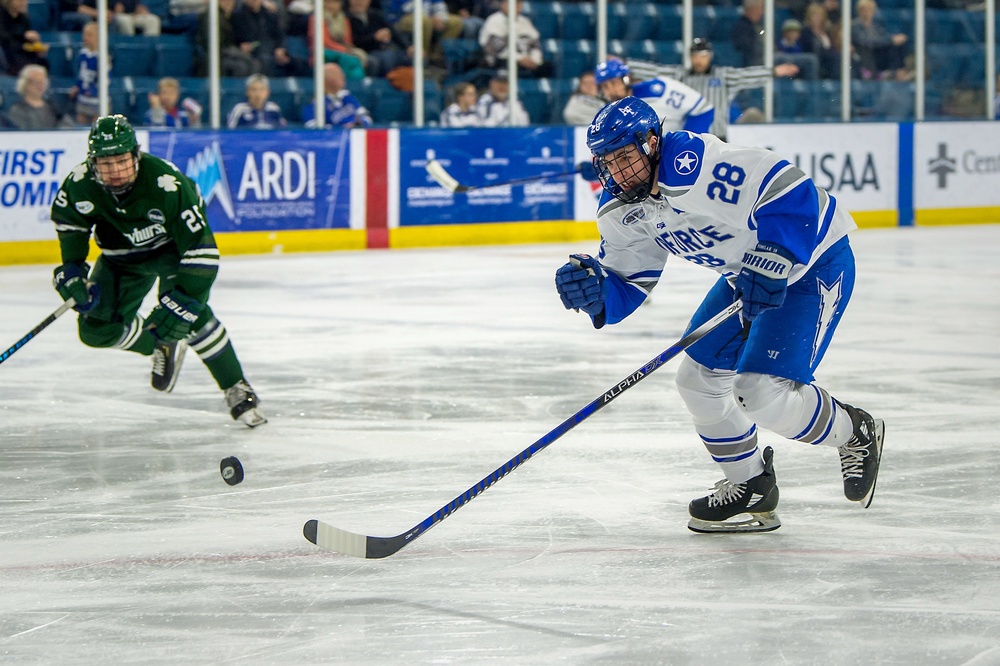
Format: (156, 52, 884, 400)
(2, 225, 999, 665)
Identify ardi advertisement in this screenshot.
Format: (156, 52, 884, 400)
(398, 127, 576, 224)
(146, 129, 353, 232)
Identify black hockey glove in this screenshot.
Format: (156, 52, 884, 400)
(145, 289, 203, 342)
(734, 242, 796, 321)
(52, 262, 100, 313)
(555, 253, 606, 316)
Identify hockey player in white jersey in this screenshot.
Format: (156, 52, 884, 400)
(594, 58, 714, 134)
(554, 97, 885, 533)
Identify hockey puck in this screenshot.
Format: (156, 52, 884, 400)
(220, 456, 244, 486)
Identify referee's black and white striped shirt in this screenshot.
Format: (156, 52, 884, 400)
(630, 60, 773, 139)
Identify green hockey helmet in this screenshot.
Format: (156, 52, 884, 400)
(87, 114, 140, 196)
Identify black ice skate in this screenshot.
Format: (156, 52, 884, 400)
(688, 446, 781, 533)
(225, 379, 267, 428)
(836, 402, 885, 507)
(151, 339, 186, 393)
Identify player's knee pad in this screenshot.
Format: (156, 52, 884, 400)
(78, 316, 127, 349)
(675, 356, 737, 420)
(733, 372, 794, 426)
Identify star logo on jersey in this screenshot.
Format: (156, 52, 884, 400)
(675, 151, 698, 175)
(157, 174, 180, 192)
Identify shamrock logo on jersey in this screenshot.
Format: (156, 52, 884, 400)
(157, 174, 180, 192)
(70, 164, 88, 182)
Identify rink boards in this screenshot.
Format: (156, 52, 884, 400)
(1, 121, 998, 265)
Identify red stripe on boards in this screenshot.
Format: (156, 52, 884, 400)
(366, 129, 389, 249)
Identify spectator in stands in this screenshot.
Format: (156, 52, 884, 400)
(733, 0, 816, 79)
(58, 0, 93, 31)
(227, 74, 287, 129)
(852, 0, 907, 81)
(445, 0, 483, 40)
(0, 0, 50, 76)
(144, 76, 202, 128)
(478, 0, 551, 79)
(775, 18, 817, 79)
(440, 81, 481, 126)
(562, 70, 603, 126)
(995, 74, 1000, 120)
(732, 0, 765, 67)
(823, 0, 841, 25)
(69, 21, 106, 126)
(630, 38, 798, 140)
(476, 70, 528, 126)
(231, 0, 305, 77)
(308, 0, 367, 79)
(388, 0, 463, 68)
(800, 2, 839, 80)
(79, 0, 161, 36)
(195, 0, 257, 77)
(8, 64, 71, 129)
(347, 0, 413, 77)
(301, 62, 373, 128)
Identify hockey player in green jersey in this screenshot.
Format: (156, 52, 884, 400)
(50, 114, 266, 427)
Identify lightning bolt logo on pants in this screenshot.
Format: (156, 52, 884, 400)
(812, 276, 843, 366)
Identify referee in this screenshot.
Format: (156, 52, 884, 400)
(631, 39, 799, 139)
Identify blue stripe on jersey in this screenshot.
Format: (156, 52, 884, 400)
(752, 179, 819, 264)
(817, 192, 836, 245)
(601, 271, 649, 325)
(757, 160, 791, 198)
(658, 131, 705, 189)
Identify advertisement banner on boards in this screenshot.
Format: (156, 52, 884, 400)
(0, 130, 133, 242)
(398, 128, 576, 225)
(913, 121, 1000, 209)
(728, 123, 897, 213)
(146, 129, 352, 233)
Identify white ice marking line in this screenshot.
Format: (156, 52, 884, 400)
(5, 614, 70, 640)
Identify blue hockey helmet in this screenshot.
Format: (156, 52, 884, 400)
(594, 58, 630, 85)
(586, 97, 661, 204)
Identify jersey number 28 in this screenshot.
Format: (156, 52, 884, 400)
(706, 162, 745, 205)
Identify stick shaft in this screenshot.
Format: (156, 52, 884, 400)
(305, 300, 742, 558)
(426, 159, 583, 193)
(0, 299, 76, 367)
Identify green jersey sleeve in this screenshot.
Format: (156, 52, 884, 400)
(159, 158, 220, 304)
(51, 162, 98, 264)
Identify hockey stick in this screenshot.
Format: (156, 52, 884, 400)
(0, 298, 77, 367)
(425, 158, 586, 193)
(303, 299, 743, 559)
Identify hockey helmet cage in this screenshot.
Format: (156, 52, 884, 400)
(586, 96, 662, 204)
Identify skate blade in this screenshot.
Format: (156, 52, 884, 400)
(859, 419, 885, 509)
(238, 408, 268, 428)
(688, 511, 781, 534)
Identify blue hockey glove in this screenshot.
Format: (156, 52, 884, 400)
(145, 289, 203, 342)
(52, 262, 100, 313)
(555, 253, 606, 316)
(734, 242, 796, 321)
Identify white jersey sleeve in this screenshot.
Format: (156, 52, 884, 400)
(631, 77, 714, 134)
